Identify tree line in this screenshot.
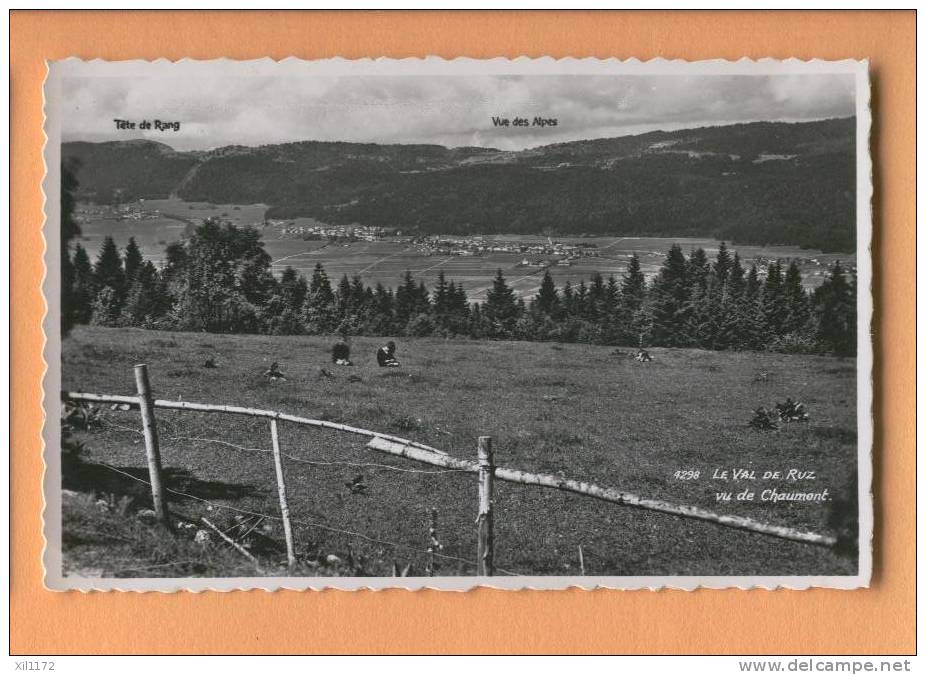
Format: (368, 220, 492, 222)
(63, 218, 857, 357)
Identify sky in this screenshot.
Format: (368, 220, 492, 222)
(60, 73, 856, 152)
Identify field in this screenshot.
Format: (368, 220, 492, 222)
(75, 198, 856, 301)
(61, 326, 859, 578)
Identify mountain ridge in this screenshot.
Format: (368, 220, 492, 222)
(63, 117, 857, 252)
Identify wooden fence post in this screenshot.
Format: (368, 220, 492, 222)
(133, 364, 170, 529)
(476, 435, 495, 576)
(269, 417, 297, 567)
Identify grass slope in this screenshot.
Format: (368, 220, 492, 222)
(61, 326, 858, 577)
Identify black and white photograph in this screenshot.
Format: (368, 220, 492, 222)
(43, 57, 872, 590)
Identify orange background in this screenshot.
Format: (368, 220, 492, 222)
(10, 10, 916, 655)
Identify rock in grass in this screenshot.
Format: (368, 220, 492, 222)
(136, 508, 158, 522)
(325, 554, 342, 565)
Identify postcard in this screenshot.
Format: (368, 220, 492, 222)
(42, 57, 872, 590)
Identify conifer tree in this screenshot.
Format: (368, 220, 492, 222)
(336, 274, 353, 318)
(122, 261, 167, 327)
(575, 281, 590, 320)
(535, 270, 559, 316)
(415, 280, 431, 315)
(469, 303, 490, 339)
(561, 280, 575, 317)
(70, 243, 97, 325)
(305, 262, 336, 333)
(747, 264, 769, 347)
(94, 236, 126, 303)
(279, 266, 308, 314)
(730, 263, 766, 349)
(370, 282, 395, 333)
(686, 269, 723, 349)
(687, 247, 710, 291)
(308, 262, 334, 305)
(650, 244, 691, 346)
(61, 161, 81, 336)
(619, 253, 647, 344)
(605, 275, 620, 314)
(234, 227, 276, 313)
(601, 275, 621, 343)
(727, 253, 746, 299)
(812, 261, 855, 356)
(123, 237, 143, 284)
(620, 253, 646, 311)
(394, 270, 418, 325)
(350, 275, 371, 325)
(745, 263, 761, 303)
(433, 270, 449, 318)
(446, 282, 470, 334)
(484, 269, 519, 337)
(713, 241, 733, 285)
(587, 272, 606, 321)
(782, 260, 809, 335)
(761, 260, 788, 337)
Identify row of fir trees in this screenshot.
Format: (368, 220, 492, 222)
(63, 218, 857, 356)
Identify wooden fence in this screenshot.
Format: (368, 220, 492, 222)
(63, 363, 837, 576)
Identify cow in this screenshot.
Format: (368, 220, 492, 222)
(377, 341, 400, 367)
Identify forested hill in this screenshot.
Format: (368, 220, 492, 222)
(63, 117, 857, 251)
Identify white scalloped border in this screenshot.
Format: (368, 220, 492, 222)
(40, 56, 874, 593)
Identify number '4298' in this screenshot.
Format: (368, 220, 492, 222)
(673, 470, 700, 480)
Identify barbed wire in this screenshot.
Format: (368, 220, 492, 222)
(102, 415, 470, 475)
(172, 434, 470, 475)
(96, 461, 519, 575)
(101, 417, 145, 436)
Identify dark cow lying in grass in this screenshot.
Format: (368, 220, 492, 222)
(377, 341, 400, 367)
(331, 341, 353, 366)
(749, 398, 809, 431)
(264, 362, 287, 381)
(776, 398, 809, 422)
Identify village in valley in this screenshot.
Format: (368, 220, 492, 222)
(74, 197, 857, 301)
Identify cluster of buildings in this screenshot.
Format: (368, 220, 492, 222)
(271, 221, 389, 242)
(412, 236, 601, 264)
(73, 202, 162, 223)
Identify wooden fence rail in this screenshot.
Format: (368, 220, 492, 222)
(65, 390, 445, 455)
(64, 376, 837, 573)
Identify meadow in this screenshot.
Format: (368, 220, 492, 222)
(75, 199, 855, 302)
(61, 326, 859, 578)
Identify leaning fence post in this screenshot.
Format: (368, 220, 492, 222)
(269, 417, 297, 567)
(476, 435, 495, 576)
(133, 364, 170, 530)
